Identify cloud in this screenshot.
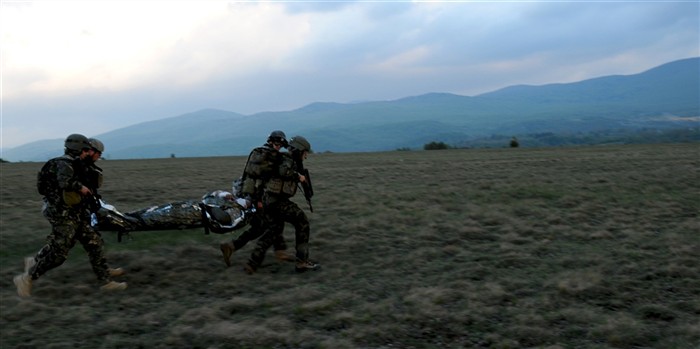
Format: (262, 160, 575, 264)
(3, 2, 309, 96)
(278, 0, 354, 14)
(1, 1, 698, 149)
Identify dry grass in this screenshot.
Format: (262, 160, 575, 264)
(1, 143, 699, 348)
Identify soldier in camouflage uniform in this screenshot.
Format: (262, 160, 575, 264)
(219, 131, 293, 267)
(84, 138, 106, 210)
(13, 134, 127, 297)
(83, 138, 125, 277)
(245, 135, 320, 274)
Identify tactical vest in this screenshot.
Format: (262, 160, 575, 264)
(85, 164, 104, 191)
(264, 153, 298, 197)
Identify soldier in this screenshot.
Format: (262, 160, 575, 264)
(83, 138, 106, 214)
(245, 135, 319, 274)
(13, 134, 126, 297)
(83, 138, 125, 277)
(219, 131, 294, 267)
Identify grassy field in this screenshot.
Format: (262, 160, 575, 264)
(1, 143, 699, 348)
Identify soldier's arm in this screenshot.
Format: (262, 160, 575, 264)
(56, 160, 90, 195)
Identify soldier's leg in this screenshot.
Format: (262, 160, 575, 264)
(279, 202, 310, 262)
(225, 214, 290, 265)
(221, 213, 268, 267)
(29, 219, 79, 280)
(246, 214, 285, 272)
(271, 223, 294, 261)
(76, 222, 110, 282)
(232, 213, 286, 250)
(232, 214, 264, 250)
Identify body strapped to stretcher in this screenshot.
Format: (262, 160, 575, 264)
(93, 131, 287, 242)
(93, 187, 254, 241)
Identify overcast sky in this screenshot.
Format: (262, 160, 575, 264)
(1, 0, 698, 149)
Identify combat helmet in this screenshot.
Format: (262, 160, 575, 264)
(89, 138, 105, 153)
(64, 134, 91, 154)
(267, 130, 288, 147)
(288, 136, 311, 153)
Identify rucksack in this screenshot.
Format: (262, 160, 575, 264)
(37, 156, 72, 196)
(239, 146, 279, 199)
(243, 146, 277, 178)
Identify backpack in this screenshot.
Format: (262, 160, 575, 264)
(239, 146, 279, 199)
(36, 156, 72, 196)
(243, 146, 277, 178)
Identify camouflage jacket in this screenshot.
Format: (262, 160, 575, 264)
(37, 154, 88, 209)
(82, 162, 104, 213)
(83, 162, 103, 195)
(262, 152, 300, 204)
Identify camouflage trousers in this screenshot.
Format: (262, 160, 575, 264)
(232, 212, 287, 251)
(29, 205, 111, 282)
(247, 199, 310, 270)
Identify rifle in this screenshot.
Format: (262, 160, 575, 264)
(299, 168, 314, 212)
(86, 194, 102, 213)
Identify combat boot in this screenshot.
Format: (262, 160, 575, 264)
(243, 263, 256, 275)
(108, 268, 125, 277)
(274, 250, 295, 262)
(100, 281, 127, 292)
(13, 273, 32, 298)
(220, 242, 235, 267)
(24, 257, 36, 274)
(295, 260, 320, 273)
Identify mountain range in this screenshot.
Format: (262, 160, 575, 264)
(3, 57, 698, 162)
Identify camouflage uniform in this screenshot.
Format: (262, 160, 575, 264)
(28, 154, 112, 283)
(229, 144, 287, 251)
(247, 151, 311, 271)
(232, 213, 286, 250)
(83, 161, 104, 213)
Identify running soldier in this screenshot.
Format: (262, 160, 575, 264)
(83, 138, 125, 277)
(245, 135, 319, 274)
(13, 134, 126, 297)
(219, 131, 293, 267)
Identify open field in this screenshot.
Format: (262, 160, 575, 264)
(1, 143, 699, 348)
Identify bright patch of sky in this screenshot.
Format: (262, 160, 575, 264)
(1, 0, 698, 148)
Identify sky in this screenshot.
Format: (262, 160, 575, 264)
(1, 0, 698, 149)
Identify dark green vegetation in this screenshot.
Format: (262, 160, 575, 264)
(5, 58, 698, 161)
(459, 127, 700, 149)
(1, 143, 699, 348)
(423, 141, 451, 150)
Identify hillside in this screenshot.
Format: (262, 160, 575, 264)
(3, 57, 698, 161)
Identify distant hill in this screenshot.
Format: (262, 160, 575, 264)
(4, 57, 698, 161)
